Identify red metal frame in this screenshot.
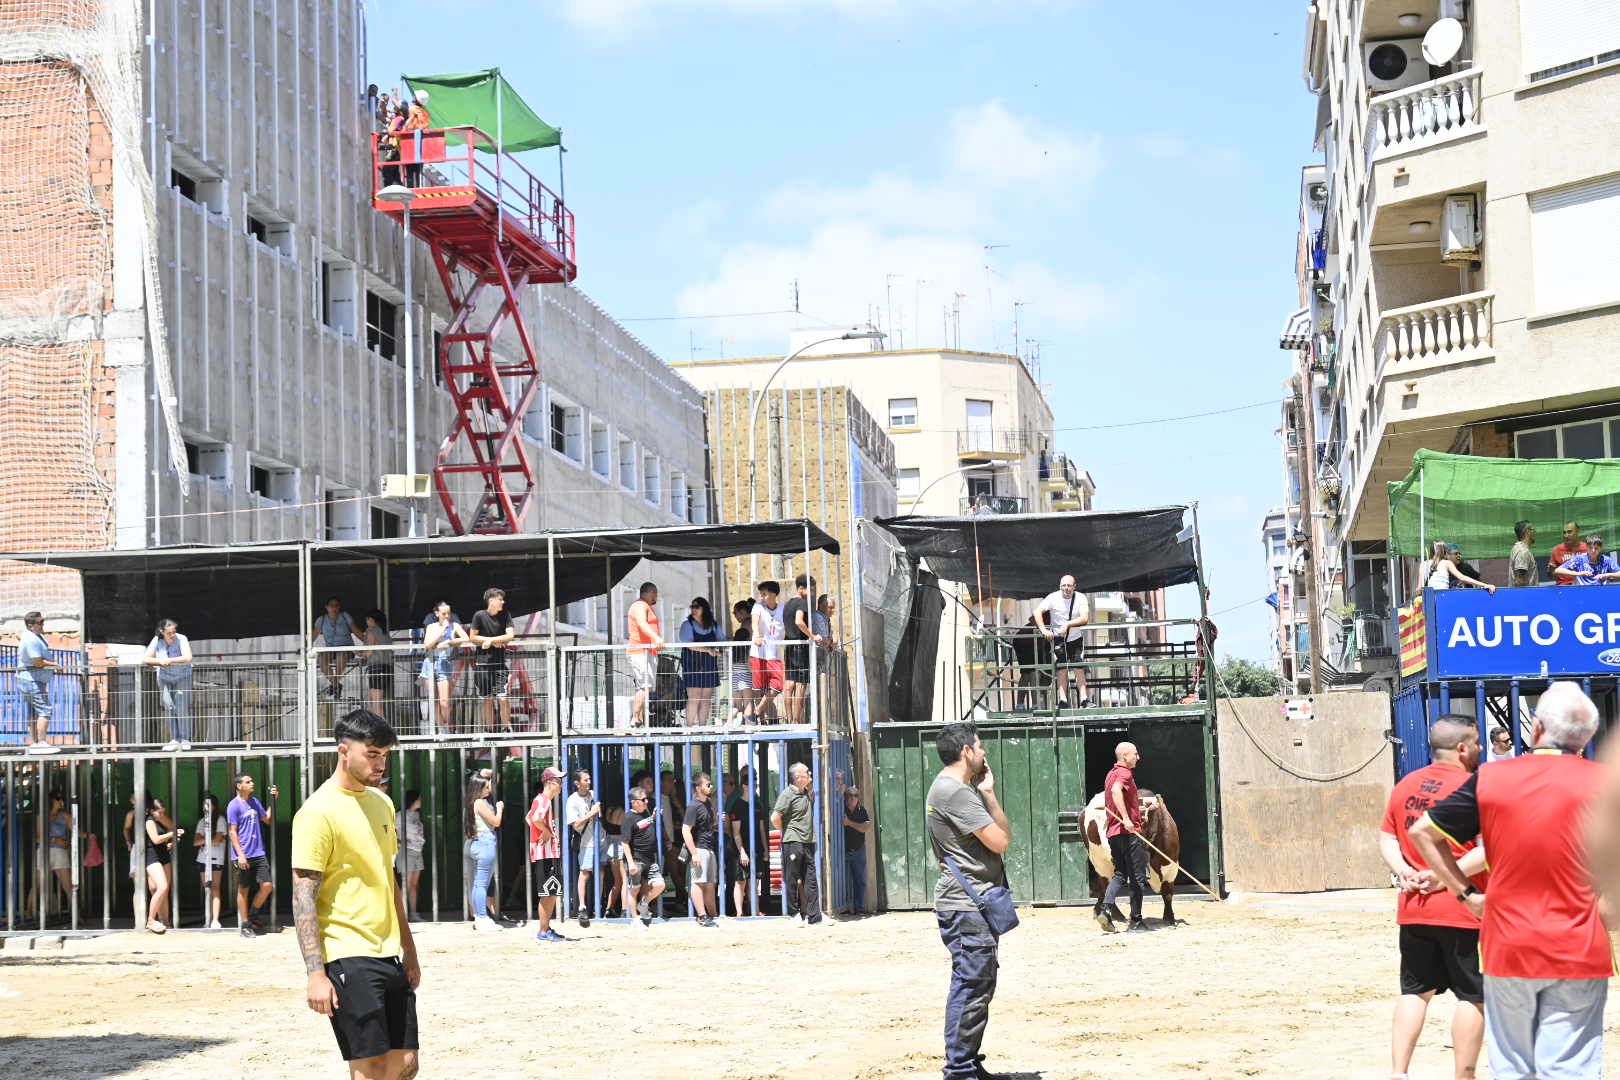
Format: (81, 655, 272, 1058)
(370, 128, 577, 534)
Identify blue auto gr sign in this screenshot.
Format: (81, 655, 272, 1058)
(1430, 585, 1620, 678)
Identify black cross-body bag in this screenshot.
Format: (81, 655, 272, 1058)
(942, 854, 1020, 937)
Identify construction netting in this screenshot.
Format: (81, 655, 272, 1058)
(1387, 449, 1620, 556)
(0, 0, 188, 620)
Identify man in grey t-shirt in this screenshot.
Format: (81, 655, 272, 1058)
(926, 722, 1011, 1080)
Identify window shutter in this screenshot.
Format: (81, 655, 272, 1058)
(1521, 0, 1620, 76)
(1530, 174, 1620, 313)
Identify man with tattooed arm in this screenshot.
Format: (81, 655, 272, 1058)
(292, 708, 421, 1080)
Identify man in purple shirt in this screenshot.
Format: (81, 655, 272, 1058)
(228, 772, 278, 937)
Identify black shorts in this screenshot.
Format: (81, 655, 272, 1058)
(1054, 637, 1086, 664)
(474, 661, 509, 699)
(1398, 923, 1482, 1003)
(365, 664, 392, 694)
(236, 854, 270, 891)
(325, 955, 418, 1061)
(531, 857, 562, 897)
(785, 658, 810, 685)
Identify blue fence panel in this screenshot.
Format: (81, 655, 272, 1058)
(0, 646, 84, 743)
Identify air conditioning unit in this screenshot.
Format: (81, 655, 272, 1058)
(380, 473, 432, 498)
(1363, 38, 1431, 93)
(1441, 193, 1480, 263)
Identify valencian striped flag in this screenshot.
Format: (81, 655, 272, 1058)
(1398, 595, 1427, 677)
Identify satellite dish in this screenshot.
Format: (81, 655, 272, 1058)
(1422, 18, 1464, 66)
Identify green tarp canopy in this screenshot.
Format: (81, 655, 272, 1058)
(1387, 448, 1620, 556)
(401, 68, 561, 152)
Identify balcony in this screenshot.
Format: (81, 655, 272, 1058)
(1365, 70, 1484, 167)
(959, 495, 1028, 515)
(1375, 291, 1494, 375)
(957, 428, 1031, 461)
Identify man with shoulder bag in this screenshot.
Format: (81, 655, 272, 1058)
(927, 722, 1015, 1080)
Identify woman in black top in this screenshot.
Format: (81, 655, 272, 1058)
(143, 797, 182, 934)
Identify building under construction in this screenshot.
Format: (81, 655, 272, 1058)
(0, 0, 710, 638)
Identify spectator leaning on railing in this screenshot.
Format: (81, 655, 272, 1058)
(18, 610, 58, 755)
(1552, 534, 1620, 585)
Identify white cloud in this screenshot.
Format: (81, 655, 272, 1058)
(947, 100, 1104, 189)
(669, 100, 1111, 355)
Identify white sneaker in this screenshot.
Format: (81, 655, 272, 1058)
(208, 920, 223, 929)
(146, 919, 167, 934)
(180, 741, 193, 751)
(473, 917, 500, 932)
(793, 914, 806, 927)
(25, 743, 56, 755)
(161, 740, 180, 752)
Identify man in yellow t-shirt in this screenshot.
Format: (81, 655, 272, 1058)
(292, 708, 420, 1079)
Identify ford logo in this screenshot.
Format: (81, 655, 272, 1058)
(1600, 649, 1620, 668)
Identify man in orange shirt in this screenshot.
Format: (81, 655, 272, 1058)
(1378, 715, 1486, 1080)
(626, 582, 662, 728)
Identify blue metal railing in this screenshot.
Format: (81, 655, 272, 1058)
(0, 646, 83, 743)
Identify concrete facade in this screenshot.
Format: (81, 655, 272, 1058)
(1298, 0, 1620, 659)
(0, 0, 709, 639)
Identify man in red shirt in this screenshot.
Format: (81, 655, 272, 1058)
(525, 767, 566, 942)
(1378, 714, 1486, 1080)
(1094, 741, 1152, 935)
(1412, 682, 1610, 1080)
(1547, 520, 1589, 585)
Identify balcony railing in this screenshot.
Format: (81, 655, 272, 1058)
(1376, 291, 1494, 372)
(956, 428, 1031, 459)
(960, 495, 1028, 515)
(1365, 69, 1483, 165)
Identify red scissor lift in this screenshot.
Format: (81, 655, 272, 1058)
(371, 127, 577, 536)
(372, 128, 576, 729)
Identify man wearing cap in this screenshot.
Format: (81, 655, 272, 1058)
(836, 770, 871, 916)
(526, 768, 567, 942)
(621, 785, 665, 927)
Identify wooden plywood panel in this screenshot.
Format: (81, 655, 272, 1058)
(1217, 691, 1394, 893)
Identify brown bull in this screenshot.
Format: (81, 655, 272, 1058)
(1081, 789, 1183, 925)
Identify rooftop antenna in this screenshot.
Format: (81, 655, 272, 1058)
(791, 279, 800, 315)
(885, 273, 898, 350)
(1012, 300, 1025, 360)
(914, 277, 928, 347)
(983, 243, 1008, 351)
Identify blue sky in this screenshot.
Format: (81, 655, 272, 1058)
(369, 0, 1316, 663)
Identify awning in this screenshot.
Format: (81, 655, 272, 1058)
(873, 507, 1200, 598)
(1280, 307, 1311, 350)
(1387, 448, 1620, 556)
(401, 68, 561, 151)
(0, 521, 838, 643)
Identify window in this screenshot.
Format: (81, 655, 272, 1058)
(590, 421, 611, 478)
(1515, 415, 1620, 459)
(431, 330, 445, 385)
(888, 397, 918, 427)
(170, 168, 197, 203)
(643, 453, 661, 505)
(897, 467, 921, 500)
(323, 490, 361, 540)
(169, 163, 224, 214)
(549, 400, 583, 462)
(365, 292, 399, 361)
(964, 399, 993, 451)
(689, 483, 709, 524)
(1530, 175, 1620, 314)
(1349, 541, 1390, 615)
(618, 437, 637, 490)
(670, 472, 688, 520)
(321, 260, 358, 336)
(966, 475, 994, 500)
(1521, 2, 1620, 79)
(246, 211, 293, 256)
(370, 507, 402, 539)
(249, 460, 297, 503)
(183, 440, 230, 484)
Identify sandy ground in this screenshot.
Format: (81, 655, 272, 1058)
(2, 891, 1619, 1079)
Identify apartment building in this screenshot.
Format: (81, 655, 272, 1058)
(0, 0, 707, 636)
(1292, 0, 1620, 682)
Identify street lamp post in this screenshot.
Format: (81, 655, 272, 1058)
(746, 329, 884, 524)
(376, 183, 420, 536)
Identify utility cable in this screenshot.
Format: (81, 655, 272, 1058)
(1211, 660, 1391, 784)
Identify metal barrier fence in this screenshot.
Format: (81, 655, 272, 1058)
(1392, 674, 1618, 777)
(561, 641, 851, 732)
(2, 656, 302, 754)
(310, 642, 555, 743)
(965, 618, 1207, 715)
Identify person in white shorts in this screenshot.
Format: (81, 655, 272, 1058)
(194, 792, 228, 928)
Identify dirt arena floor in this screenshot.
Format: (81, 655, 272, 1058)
(2, 890, 1619, 1079)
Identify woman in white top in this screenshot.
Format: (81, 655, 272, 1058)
(396, 788, 425, 922)
(142, 618, 193, 751)
(464, 770, 504, 930)
(1415, 540, 1495, 599)
(192, 791, 227, 928)
(422, 602, 469, 735)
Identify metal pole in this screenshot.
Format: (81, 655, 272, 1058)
(35, 764, 44, 931)
(102, 759, 111, 929)
(169, 754, 179, 929)
(747, 335, 862, 526)
(428, 746, 439, 923)
(5, 760, 14, 932)
(133, 761, 147, 931)
(548, 535, 561, 756)
(403, 198, 419, 538)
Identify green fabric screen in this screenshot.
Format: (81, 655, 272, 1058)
(1387, 449, 1620, 556)
(401, 68, 561, 151)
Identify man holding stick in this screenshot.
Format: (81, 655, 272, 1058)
(1095, 741, 1153, 934)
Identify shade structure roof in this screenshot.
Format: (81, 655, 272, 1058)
(873, 507, 1200, 599)
(0, 521, 838, 642)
